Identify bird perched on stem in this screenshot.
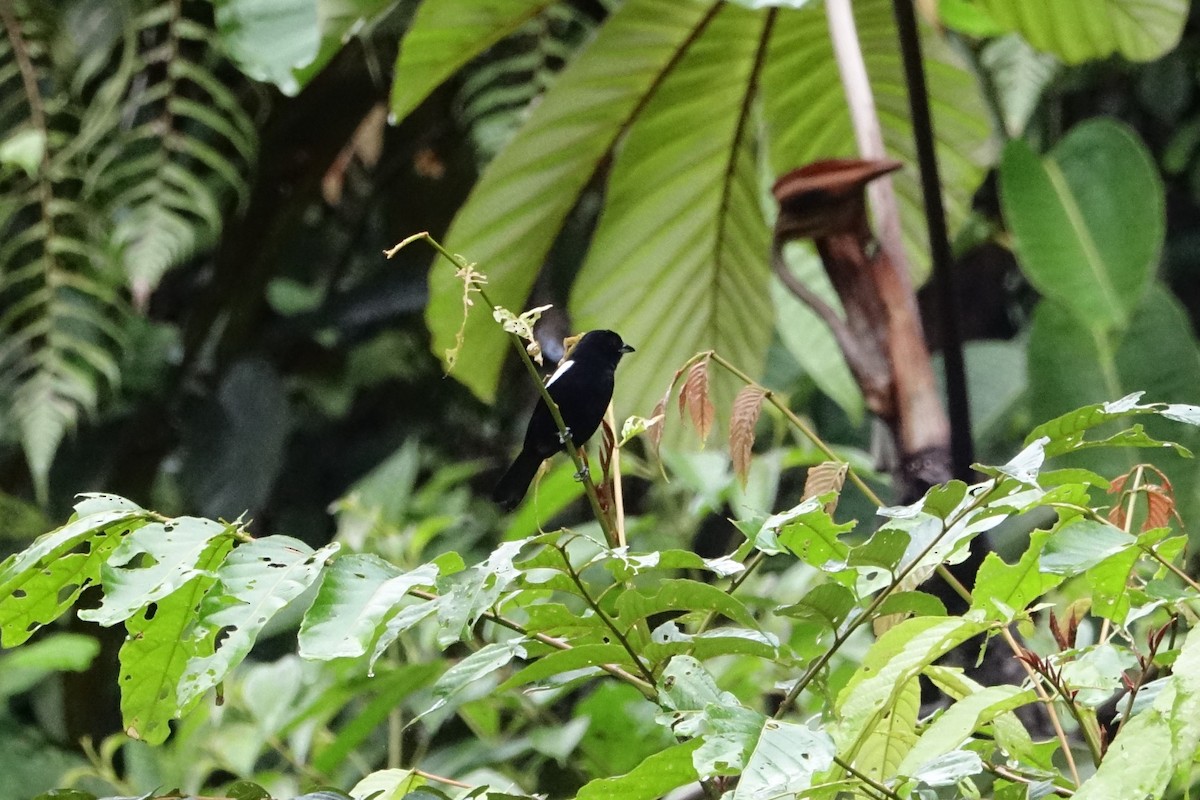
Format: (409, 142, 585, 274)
(493, 329, 634, 510)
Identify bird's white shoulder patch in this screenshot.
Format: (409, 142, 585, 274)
(546, 359, 574, 387)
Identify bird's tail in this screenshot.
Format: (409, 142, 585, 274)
(492, 449, 543, 511)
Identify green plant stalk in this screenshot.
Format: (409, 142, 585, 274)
(556, 544, 658, 687)
(409, 588, 655, 697)
(833, 754, 903, 800)
(388, 232, 618, 546)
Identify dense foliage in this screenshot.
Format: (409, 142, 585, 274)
(4, 0, 1200, 798)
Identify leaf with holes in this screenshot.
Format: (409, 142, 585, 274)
(298, 556, 439, 661)
(176, 536, 338, 708)
(0, 509, 149, 647)
(118, 536, 233, 744)
(80, 518, 234, 627)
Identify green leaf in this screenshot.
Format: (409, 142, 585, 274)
(643, 626, 779, 664)
(298, 556, 438, 660)
(970, 529, 1063, 621)
(79, 517, 233, 626)
(118, 535, 232, 744)
(390, 0, 558, 122)
(425, 0, 723, 402)
(763, 0, 992, 281)
(1040, 518, 1134, 574)
(692, 704, 768, 778)
(576, 739, 702, 800)
(1000, 120, 1162, 333)
(898, 685, 1037, 776)
(614, 579, 758, 629)
(978, 34, 1059, 138)
(572, 3, 773, 428)
(730, 719, 836, 799)
(176, 536, 338, 708)
(977, 0, 1187, 63)
(778, 583, 856, 630)
(855, 677, 920, 785)
(0, 633, 100, 699)
(1026, 284, 1200, 521)
(415, 640, 528, 724)
(212, 0, 319, 94)
(835, 617, 989, 757)
(498, 644, 637, 691)
(436, 538, 530, 646)
(0, 509, 148, 646)
(349, 768, 425, 800)
(1074, 626, 1200, 799)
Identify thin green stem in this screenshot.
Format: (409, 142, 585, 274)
(409, 588, 655, 697)
(833, 755, 902, 800)
(708, 351, 884, 508)
(557, 545, 658, 687)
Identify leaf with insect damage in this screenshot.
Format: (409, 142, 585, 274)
(730, 386, 766, 486)
(679, 358, 715, 444)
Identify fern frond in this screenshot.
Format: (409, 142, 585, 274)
(85, 0, 257, 303)
(455, 3, 611, 164)
(0, 0, 128, 501)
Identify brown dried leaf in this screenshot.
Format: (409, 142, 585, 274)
(729, 386, 766, 486)
(680, 358, 715, 444)
(1144, 486, 1175, 531)
(802, 461, 849, 515)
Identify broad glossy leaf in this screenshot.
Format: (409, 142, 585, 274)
(298, 556, 438, 660)
(571, 3, 773, 426)
(763, 0, 993, 281)
(613, 579, 758, 629)
(576, 739, 702, 800)
(1073, 626, 1200, 799)
(390, 0, 558, 121)
(425, 0, 723, 402)
(0, 633, 100, 699)
(977, 0, 1187, 64)
(176, 536, 338, 708)
(835, 616, 989, 756)
(119, 537, 233, 744)
(969, 528, 1062, 621)
(1027, 284, 1200, 520)
(1001, 120, 1162, 333)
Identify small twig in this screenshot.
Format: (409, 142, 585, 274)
(556, 544, 658, 687)
(414, 769, 475, 790)
(408, 588, 655, 697)
(833, 755, 903, 800)
(982, 761, 1075, 797)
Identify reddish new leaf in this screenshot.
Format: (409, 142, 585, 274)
(729, 386, 766, 486)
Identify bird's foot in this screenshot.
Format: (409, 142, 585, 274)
(557, 426, 573, 445)
(573, 465, 591, 483)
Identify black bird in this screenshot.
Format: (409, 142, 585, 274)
(493, 329, 634, 510)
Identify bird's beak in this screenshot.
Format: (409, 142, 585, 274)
(620, 344, 635, 354)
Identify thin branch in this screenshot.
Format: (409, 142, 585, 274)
(556, 544, 658, 687)
(408, 588, 655, 697)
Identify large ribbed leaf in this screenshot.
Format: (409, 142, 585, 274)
(424, 0, 723, 402)
(390, 0, 560, 122)
(976, 0, 1187, 64)
(1000, 119, 1162, 334)
(762, 0, 993, 281)
(571, 3, 773, 423)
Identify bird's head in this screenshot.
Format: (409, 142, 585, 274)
(569, 329, 634, 366)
